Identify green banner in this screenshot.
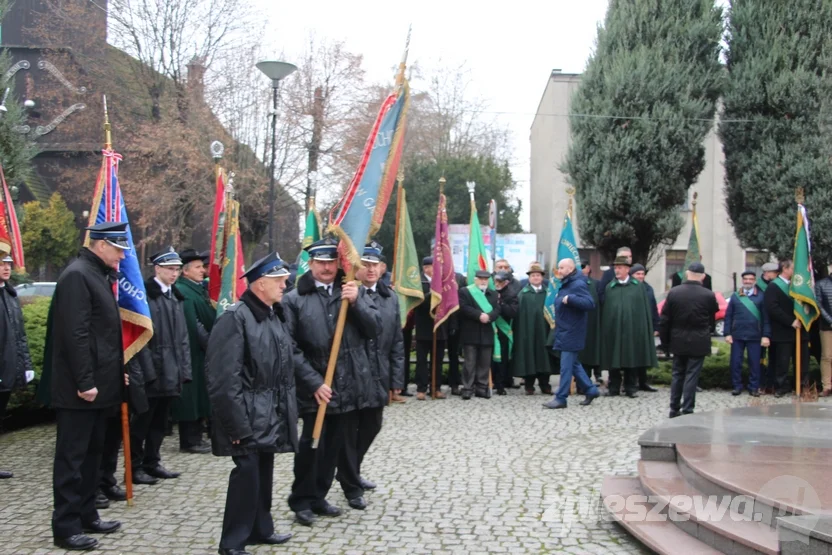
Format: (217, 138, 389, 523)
(296, 207, 321, 278)
(217, 199, 241, 317)
(466, 284, 512, 362)
(392, 188, 424, 327)
(790, 205, 819, 330)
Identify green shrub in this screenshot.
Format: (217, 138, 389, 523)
(7, 296, 51, 411)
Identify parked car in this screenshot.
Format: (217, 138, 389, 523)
(15, 282, 57, 298)
(657, 291, 729, 336)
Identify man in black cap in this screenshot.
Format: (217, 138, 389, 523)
(284, 237, 380, 526)
(724, 270, 770, 396)
(172, 248, 214, 453)
(629, 263, 660, 392)
(413, 255, 449, 400)
(0, 252, 34, 479)
(51, 222, 129, 551)
(337, 242, 404, 510)
(660, 262, 718, 417)
(457, 270, 500, 400)
(206, 252, 297, 555)
(128, 247, 191, 483)
(764, 259, 809, 397)
(493, 270, 521, 395)
(758, 262, 780, 393)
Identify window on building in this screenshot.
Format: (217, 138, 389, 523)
(665, 250, 687, 290)
(745, 251, 769, 276)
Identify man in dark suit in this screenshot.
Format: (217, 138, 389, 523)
(457, 270, 499, 399)
(414, 257, 449, 400)
(764, 259, 809, 397)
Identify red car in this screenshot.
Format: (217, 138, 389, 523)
(657, 291, 729, 336)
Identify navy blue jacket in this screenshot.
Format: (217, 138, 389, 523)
(643, 281, 660, 331)
(724, 287, 770, 341)
(553, 271, 595, 352)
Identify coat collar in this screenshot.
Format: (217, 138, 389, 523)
(80, 247, 118, 279)
(176, 276, 208, 297)
(0, 281, 17, 297)
(240, 289, 284, 323)
(145, 276, 184, 301)
(296, 269, 345, 296)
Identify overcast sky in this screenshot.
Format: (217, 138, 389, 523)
(254, 0, 610, 230)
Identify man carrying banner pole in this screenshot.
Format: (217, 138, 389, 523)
(789, 189, 819, 398)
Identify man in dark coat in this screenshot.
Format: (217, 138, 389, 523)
(457, 270, 500, 400)
(513, 263, 555, 394)
(172, 248, 214, 453)
(413, 256, 450, 400)
(493, 270, 521, 395)
(630, 264, 660, 392)
(444, 272, 465, 395)
(601, 256, 658, 397)
(337, 243, 404, 510)
(283, 237, 381, 526)
(725, 270, 770, 396)
(764, 259, 809, 397)
(0, 252, 34, 479)
(660, 263, 718, 417)
(50, 222, 129, 552)
(543, 259, 600, 409)
(205, 252, 297, 555)
(578, 260, 602, 385)
(128, 248, 191, 484)
(757, 261, 780, 393)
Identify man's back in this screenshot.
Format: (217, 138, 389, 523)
(661, 281, 717, 357)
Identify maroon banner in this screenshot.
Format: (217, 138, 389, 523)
(430, 193, 459, 330)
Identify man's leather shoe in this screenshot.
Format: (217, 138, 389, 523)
(580, 392, 600, 406)
(95, 491, 110, 509)
(450, 386, 461, 396)
(540, 386, 553, 395)
(390, 394, 406, 403)
(54, 534, 99, 551)
(360, 477, 376, 490)
(0, 469, 12, 479)
(145, 465, 180, 479)
(253, 532, 292, 545)
(101, 485, 127, 501)
(416, 392, 426, 400)
(312, 502, 342, 517)
(83, 519, 121, 534)
(496, 388, 507, 396)
(400, 390, 413, 397)
(433, 391, 447, 399)
(731, 389, 741, 396)
(348, 496, 367, 510)
(775, 390, 787, 398)
(294, 510, 316, 526)
(218, 549, 252, 555)
(525, 389, 535, 395)
(750, 390, 760, 397)
(542, 399, 567, 409)
(180, 444, 211, 454)
(461, 391, 472, 400)
(625, 392, 639, 398)
(132, 469, 159, 485)
(639, 385, 658, 392)
(669, 411, 681, 419)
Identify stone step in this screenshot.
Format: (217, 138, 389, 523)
(601, 475, 722, 555)
(638, 460, 779, 555)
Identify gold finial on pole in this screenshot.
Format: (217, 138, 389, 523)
(692, 191, 698, 208)
(397, 168, 405, 187)
(103, 95, 112, 150)
(211, 140, 225, 182)
(566, 186, 575, 212)
(796, 187, 805, 205)
(439, 175, 446, 196)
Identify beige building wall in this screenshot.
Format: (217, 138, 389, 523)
(530, 71, 748, 295)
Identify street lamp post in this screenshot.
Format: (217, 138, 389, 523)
(256, 60, 297, 252)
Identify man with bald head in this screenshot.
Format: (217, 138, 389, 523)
(543, 259, 599, 409)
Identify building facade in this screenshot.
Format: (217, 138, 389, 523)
(529, 70, 764, 296)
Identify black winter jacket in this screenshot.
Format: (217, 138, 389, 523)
(660, 281, 718, 357)
(458, 286, 500, 346)
(0, 283, 33, 392)
(283, 271, 381, 415)
(51, 248, 124, 410)
(363, 281, 405, 407)
(414, 277, 451, 341)
(205, 290, 298, 456)
(497, 277, 522, 322)
(765, 277, 799, 343)
(128, 278, 192, 399)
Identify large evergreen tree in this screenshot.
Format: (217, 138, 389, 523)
(562, 0, 723, 264)
(720, 0, 832, 262)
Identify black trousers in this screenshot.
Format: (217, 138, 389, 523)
(130, 396, 173, 469)
(52, 408, 109, 538)
(524, 374, 551, 391)
(463, 344, 493, 395)
(179, 420, 203, 449)
(337, 407, 383, 500)
(415, 340, 445, 393)
(608, 368, 638, 396)
(492, 333, 512, 389)
(289, 411, 353, 512)
(446, 332, 461, 387)
(761, 345, 775, 390)
(402, 327, 413, 388)
(638, 367, 651, 388)
(99, 414, 122, 489)
(773, 340, 810, 394)
(0, 390, 10, 425)
(670, 356, 704, 413)
(220, 452, 275, 550)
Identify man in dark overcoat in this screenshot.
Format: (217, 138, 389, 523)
(206, 252, 297, 555)
(458, 270, 500, 400)
(337, 242, 404, 510)
(764, 259, 809, 397)
(128, 248, 191, 483)
(50, 222, 129, 551)
(578, 260, 602, 385)
(413, 256, 450, 400)
(283, 237, 381, 526)
(0, 252, 34, 479)
(493, 270, 521, 395)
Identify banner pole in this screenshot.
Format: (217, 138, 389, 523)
(796, 326, 802, 398)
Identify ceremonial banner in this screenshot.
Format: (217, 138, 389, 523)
(216, 197, 243, 316)
(209, 169, 246, 305)
(0, 164, 24, 271)
(544, 208, 581, 328)
(466, 203, 489, 286)
(296, 205, 321, 278)
(86, 149, 152, 361)
(790, 204, 819, 331)
(392, 186, 423, 326)
(430, 193, 459, 330)
(329, 80, 410, 268)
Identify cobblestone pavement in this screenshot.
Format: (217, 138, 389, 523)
(0, 382, 802, 554)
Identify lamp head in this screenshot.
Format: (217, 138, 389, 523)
(256, 61, 298, 86)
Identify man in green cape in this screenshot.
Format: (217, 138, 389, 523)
(578, 260, 602, 385)
(513, 263, 555, 394)
(171, 249, 214, 453)
(601, 256, 658, 397)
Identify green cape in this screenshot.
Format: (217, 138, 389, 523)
(600, 279, 658, 369)
(171, 277, 215, 421)
(512, 285, 555, 377)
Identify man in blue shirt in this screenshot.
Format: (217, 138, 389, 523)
(724, 270, 770, 396)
